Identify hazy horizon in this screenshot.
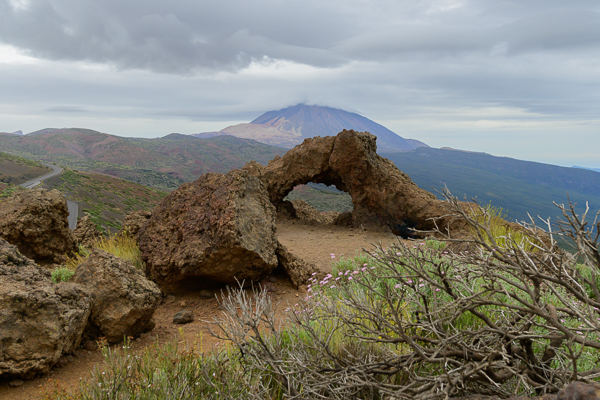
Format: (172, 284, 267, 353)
(1, 1, 599, 168)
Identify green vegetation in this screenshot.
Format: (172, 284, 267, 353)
(51, 266, 75, 283)
(46, 199, 600, 399)
(0, 184, 24, 198)
(41, 169, 166, 233)
(284, 183, 353, 212)
(65, 234, 144, 272)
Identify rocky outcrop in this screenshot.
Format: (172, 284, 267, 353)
(275, 241, 317, 288)
(71, 249, 162, 343)
(121, 210, 151, 237)
(277, 199, 330, 225)
(137, 169, 279, 292)
(0, 238, 91, 379)
(0, 189, 76, 263)
(244, 129, 470, 237)
(73, 215, 102, 248)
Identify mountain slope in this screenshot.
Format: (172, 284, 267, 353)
(0, 129, 285, 190)
(194, 104, 427, 152)
(0, 152, 51, 191)
(383, 147, 600, 223)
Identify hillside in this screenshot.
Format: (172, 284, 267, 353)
(0, 129, 285, 190)
(41, 169, 167, 232)
(0, 152, 51, 192)
(194, 104, 427, 152)
(383, 147, 600, 224)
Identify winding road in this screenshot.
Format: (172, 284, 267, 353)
(18, 163, 79, 230)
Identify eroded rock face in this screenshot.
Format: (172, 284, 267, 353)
(0, 238, 90, 379)
(73, 215, 102, 248)
(71, 249, 162, 343)
(277, 199, 330, 225)
(244, 130, 470, 237)
(0, 189, 76, 263)
(121, 210, 152, 237)
(275, 241, 317, 289)
(137, 169, 279, 292)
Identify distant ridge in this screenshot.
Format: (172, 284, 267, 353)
(573, 165, 600, 173)
(193, 104, 427, 152)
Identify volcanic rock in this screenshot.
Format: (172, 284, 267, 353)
(172, 310, 194, 324)
(121, 210, 152, 237)
(244, 129, 470, 237)
(277, 199, 328, 225)
(137, 169, 278, 292)
(275, 241, 317, 289)
(73, 215, 102, 248)
(0, 189, 76, 263)
(70, 249, 162, 343)
(0, 238, 91, 379)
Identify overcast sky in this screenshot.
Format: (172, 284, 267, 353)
(1, 0, 599, 168)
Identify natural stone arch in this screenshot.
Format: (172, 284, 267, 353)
(244, 129, 469, 237)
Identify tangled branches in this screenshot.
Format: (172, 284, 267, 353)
(210, 193, 600, 399)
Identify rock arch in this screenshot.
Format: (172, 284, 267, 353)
(244, 129, 468, 237)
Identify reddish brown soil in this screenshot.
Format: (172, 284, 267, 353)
(0, 220, 401, 400)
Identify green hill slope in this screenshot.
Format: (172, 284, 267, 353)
(382, 147, 600, 223)
(0, 129, 285, 190)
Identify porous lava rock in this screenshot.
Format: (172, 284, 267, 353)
(0, 189, 76, 263)
(137, 169, 279, 292)
(121, 210, 151, 237)
(0, 238, 91, 379)
(277, 199, 329, 225)
(73, 215, 102, 248)
(244, 129, 470, 237)
(71, 249, 162, 343)
(275, 241, 317, 289)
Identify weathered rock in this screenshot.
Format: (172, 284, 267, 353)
(278, 199, 329, 225)
(137, 169, 279, 291)
(121, 210, 152, 237)
(70, 249, 162, 344)
(0, 189, 76, 263)
(0, 238, 91, 379)
(243, 130, 471, 237)
(558, 382, 600, 400)
(173, 310, 194, 324)
(275, 241, 317, 289)
(73, 215, 102, 248)
(451, 382, 600, 400)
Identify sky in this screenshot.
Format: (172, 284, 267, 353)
(1, 0, 599, 168)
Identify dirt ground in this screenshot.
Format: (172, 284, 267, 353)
(0, 220, 402, 400)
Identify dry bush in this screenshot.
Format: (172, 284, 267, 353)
(210, 191, 600, 399)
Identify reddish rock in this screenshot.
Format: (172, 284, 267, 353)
(275, 241, 317, 289)
(558, 382, 600, 400)
(0, 189, 76, 263)
(0, 238, 91, 379)
(121, 210, 152, 237)
(71, 249, 162, 343)
(243, 129, 470, 237)
(137, 169, 279, 292)
(73, 215, 102, 248)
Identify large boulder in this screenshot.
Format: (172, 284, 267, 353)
(138, 169, 279, 292)
(120, 210, 151, 237)
(0, 238, 90, 379)
(0, 188, 76, 263)
(73, 215, 102, 248)
(71, 249, 162, 343)
(244, 130, 471, 237)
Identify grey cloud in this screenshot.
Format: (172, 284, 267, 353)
(45, 105, 87, 113)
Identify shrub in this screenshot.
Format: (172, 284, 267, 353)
(210, 192, 600, 399)
(65, 233, 144, 271)
(51, 266, 75, 283)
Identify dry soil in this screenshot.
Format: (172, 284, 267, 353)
(0, 220, 403, 400)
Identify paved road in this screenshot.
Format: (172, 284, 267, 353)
(18, 163, 79, 230)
